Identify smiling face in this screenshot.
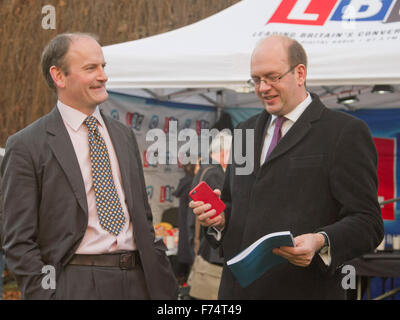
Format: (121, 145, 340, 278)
(251, 36, 307, 116)
(50, 36, 108, 114)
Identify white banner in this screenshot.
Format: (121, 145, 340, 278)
(103, 0, 400, 89)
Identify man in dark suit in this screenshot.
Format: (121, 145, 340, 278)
(0, 33, 178, 299)
(190, 35, 384, 299)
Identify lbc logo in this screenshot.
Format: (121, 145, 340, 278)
(268, 0, 400, 25)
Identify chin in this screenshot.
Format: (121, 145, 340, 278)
(265, 104, 282, 116)
(95, 92, 109, 104)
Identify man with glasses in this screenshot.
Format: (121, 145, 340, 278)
(190, 35, 383, 299)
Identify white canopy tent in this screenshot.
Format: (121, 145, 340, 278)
(102, 0, 400, 109)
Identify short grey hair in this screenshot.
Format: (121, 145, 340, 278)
(209, 130, 232, 155)
(40, 32, 99, 92)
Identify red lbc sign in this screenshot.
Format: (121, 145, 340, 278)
(268, 0, 338, 25)
(374, 137, 396, 221)
(267, 0, 400, 25)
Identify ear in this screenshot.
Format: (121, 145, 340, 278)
(49, 66, 66, 89)
(296, 64, 307, 87)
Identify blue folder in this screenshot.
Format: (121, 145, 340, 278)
(227, 231, 295, 288)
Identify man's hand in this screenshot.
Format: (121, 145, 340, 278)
(272, 233, 325, 267)
(189, 189, 226, 230)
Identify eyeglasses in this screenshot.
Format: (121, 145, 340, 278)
(248, 65, 298, 88)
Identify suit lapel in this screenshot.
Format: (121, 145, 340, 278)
(266, 93, 325, 163)
(46, 107, 88, 215)
(252, 110, 271, 174)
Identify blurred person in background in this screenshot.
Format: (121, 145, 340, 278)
(187, 132, 232, 299)
(189, 131, 232, 267)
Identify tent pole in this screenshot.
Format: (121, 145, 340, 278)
(216, 90, 223, 119)
(199, 93, 218, 106)
(141, 89, 161, 100)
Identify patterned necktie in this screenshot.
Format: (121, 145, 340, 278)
(84, 115, 125, 236)
(266, 116, 287, 159)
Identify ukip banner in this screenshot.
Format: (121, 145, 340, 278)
(101, 91, 217, 224)
(101, 91, 400, 244)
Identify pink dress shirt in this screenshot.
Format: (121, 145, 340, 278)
(57, 101, 136, 254)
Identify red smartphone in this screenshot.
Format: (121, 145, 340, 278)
(189, 181, 226, 219)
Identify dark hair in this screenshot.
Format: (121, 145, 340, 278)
(183, 164, 196, 177)
(40, 32, 99, 92)
(288, 39, 307, 69)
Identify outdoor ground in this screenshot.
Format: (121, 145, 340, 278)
(2, 270, 20, 300)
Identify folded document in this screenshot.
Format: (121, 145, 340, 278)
(227, 231, 295, 288)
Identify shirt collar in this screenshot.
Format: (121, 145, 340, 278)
(57, 100, 104, 131)
(270, 92, 312, 124)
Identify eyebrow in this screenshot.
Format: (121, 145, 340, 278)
(252, 71, 280, 78)
(82, 62, 107, 68)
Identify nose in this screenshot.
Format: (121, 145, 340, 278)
(97, 66, 108, 82)
(258, 80, 272, 92)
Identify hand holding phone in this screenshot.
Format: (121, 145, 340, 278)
(189, 181, 226, 219)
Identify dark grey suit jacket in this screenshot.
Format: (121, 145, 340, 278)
(0, 107, 178, 299)
(208, 93, 384, 299)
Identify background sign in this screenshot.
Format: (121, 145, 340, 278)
(102, 93, 400, 245)
(101, 91, 216, 224)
